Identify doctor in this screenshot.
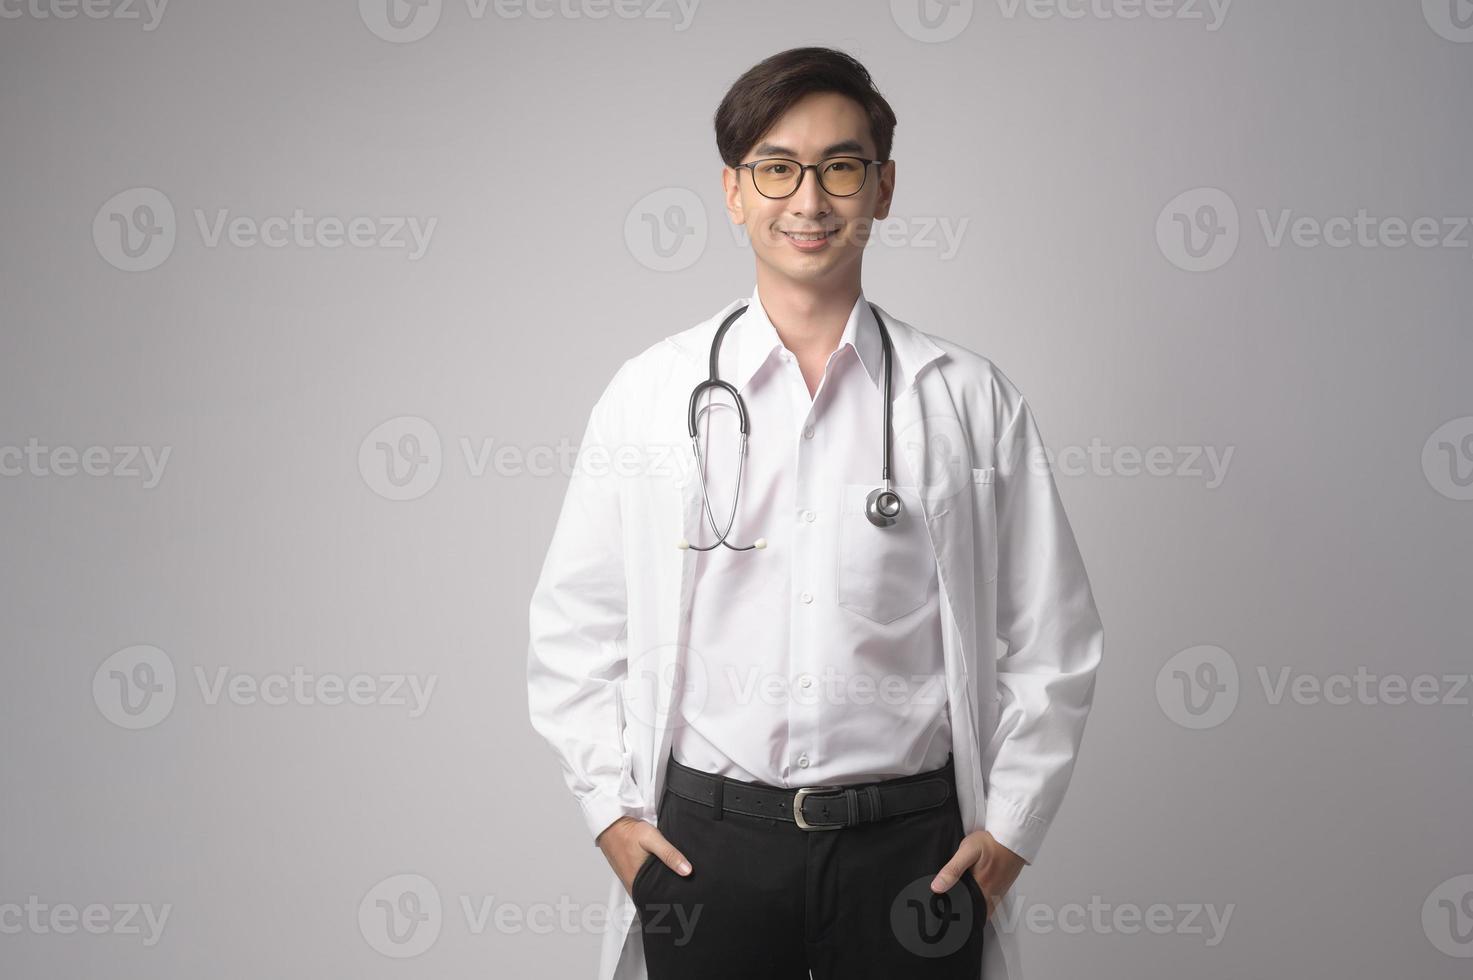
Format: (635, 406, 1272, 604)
(528, 46, 1103, 980)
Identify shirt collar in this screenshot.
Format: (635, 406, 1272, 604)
(730, 283, 882, 393)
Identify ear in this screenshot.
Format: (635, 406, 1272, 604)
(723, 165, 747, 226)
(872, 159, 896, 222)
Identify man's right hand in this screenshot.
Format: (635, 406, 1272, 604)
(596, 816, 693, 896)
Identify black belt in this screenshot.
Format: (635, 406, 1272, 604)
(664, 753, 953, 831)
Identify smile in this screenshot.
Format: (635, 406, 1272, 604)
(781, 229, 836, 251)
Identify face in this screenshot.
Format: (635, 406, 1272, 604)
(722, 91, 895, 290)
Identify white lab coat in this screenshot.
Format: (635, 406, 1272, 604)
(527, 297, 1104, 980)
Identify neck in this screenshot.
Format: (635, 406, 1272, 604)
(753, 265, 862, 359)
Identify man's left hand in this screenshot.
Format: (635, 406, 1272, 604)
(930, 829, 1025, 923)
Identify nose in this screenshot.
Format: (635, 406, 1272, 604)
(788, 164, 832, 219)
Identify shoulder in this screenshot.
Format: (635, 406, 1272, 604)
(908, 322, 1030, 418)
(584, 303, 737, 433)
(602, 300, 742, 398)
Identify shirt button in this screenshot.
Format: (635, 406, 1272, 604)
(802, 425, 815, 439)
(799, 675, 813, 688)
(798, 754, 810, 768)
(801, 509, 815, 523)
(800, 591, 813, 604)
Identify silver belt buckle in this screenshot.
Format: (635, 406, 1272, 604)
(793, 785, 845, 831)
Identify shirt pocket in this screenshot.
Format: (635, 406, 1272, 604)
(835, 483, 936, 624)
(972, 467, 998, 584)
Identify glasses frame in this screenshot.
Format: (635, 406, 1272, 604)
(733, 156, 887, 200)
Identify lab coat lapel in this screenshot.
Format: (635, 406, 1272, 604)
(643, 446, 705, 813)
(891, 361, 977, 684)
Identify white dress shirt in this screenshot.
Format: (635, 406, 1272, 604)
(671, 284, 952, 788)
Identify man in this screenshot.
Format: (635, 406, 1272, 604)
(528, 47, 1103, 980)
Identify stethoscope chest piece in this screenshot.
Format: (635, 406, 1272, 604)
(865, 486, 903, 527)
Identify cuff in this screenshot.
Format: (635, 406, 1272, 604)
(981, 792, 1050, 866)
(581, 786, 644, 846)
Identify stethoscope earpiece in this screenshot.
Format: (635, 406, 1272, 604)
(682, 301, 900, 551)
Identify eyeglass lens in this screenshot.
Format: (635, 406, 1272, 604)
(750, 157, 871, 198)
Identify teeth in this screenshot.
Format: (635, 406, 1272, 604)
(787, 231, 830, 241)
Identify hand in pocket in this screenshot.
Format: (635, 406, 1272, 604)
(929, 828, 1024, 924)
(596, 816, 693, 896)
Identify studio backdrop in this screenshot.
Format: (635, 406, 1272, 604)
(1, 2, 1470, 978)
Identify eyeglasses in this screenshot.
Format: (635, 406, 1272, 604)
(733, 156, 886, 199)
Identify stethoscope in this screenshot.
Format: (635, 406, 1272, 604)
(677, 302, 903, 552)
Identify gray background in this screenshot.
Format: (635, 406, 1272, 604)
(2, 0, 1471, 977)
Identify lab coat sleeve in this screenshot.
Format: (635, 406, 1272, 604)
(526, 363, 646, 845)
(981, 391, 1104, 866)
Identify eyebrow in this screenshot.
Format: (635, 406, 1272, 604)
(750, 139, 869, 158)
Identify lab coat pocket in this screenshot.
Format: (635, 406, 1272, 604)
(972, 467, 998, 585)
(836, 483, 936, 624)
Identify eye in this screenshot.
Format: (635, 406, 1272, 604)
(824, 159, 856, 172)
(759, 161, 792, 176)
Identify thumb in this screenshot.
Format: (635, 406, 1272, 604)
(929, 847, 976, 893)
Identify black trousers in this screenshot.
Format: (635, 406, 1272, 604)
(632, 752, 985, 979)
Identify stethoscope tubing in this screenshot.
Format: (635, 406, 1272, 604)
(680, 302, 899, 552)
